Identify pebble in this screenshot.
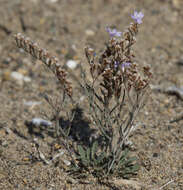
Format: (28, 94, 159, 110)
(4, 127, 12, 134)
(31, 0, 38, 3)
(66, 60, 78, 69)
(23, 101, 42, 107)
(31, 118, 52, 127)
(48, 0, 58, 3)
(85, 29, 95, 36)
(63, 159, 71, 166)
(23, 76, 31, 82)
(10, 71, 31, 85)
(10, 71, 23, 81)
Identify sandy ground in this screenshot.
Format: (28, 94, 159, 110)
(0, 0, 183, 189)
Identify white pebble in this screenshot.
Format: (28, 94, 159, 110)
(48, 0, 58, 3)
(23, 76, 31, 82)
(66, 60, 78, 69)
(11, 71, 31, 84)
(85, 29, 95, 36)
(31, 118, 52, 127)
(24, 101, 42, 106)
(11, 71, 24, 81)
(63, 159, 71, 166)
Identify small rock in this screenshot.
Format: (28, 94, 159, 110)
(85, 29, 95, 36)
(145, 111, 149, 115)
(63, 159, 71, 166)
(11, 71, 24, 81)
(31, 118, 52, 127)
(79, 96, 85, 102)
(48, 0, 58, 3)
(23, 76, 31, 82)
(30, 0, 38, 3)
(4, 127, 12, 134)
(66, 60, 78, 69)
(23, 101, 42, 107)
(11, 71, 31, 85)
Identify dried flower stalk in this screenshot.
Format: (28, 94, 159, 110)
(14, 33, 72, 97)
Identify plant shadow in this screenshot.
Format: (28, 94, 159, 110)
(59, 106, 97, 147)
(25, 106, 99, 147)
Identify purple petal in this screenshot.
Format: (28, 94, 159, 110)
(121, 62, 131, 71)
(131, 11, 144, 24)
(114, 61, 119, 68)
(106, 27, 122, 37)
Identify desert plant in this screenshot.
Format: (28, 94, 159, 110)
(14, 10, 152, 180)
(69, 141, 139, 179)
(68, 11, 152, 179)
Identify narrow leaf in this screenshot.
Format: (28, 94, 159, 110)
(78, 145, 86, 162)
(123, 156, 137, 166)
(86, 147, 91, 164)
(91, 141, 98, 160)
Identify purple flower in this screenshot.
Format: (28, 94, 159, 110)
(114, 61, 119, 68)
(106, 27, 122, 38)
(131, 11, 144, 24)
(121, 62, 131, 71)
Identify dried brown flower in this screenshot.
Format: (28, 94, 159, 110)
(14, 33, 72, 96)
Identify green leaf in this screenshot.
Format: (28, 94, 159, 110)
(91, 141, 98, 160)
(86, 147, 91, 164)
(119, 149, 129, 160)
(70, 166, 80, 172)
(76, 172, 89, 178)
(123, 156, 137, 166)
(118, 149, 129, 166)
(78, 145, 86, 163)
(130, 164, 140, 172)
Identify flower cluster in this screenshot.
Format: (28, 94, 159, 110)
(85, 10, 152, 152)
(79, 11, 152, 179)
(131, 11, 144, 24)
(106, 27, 122, 38)
(106, 11, 144, 38)
(86, 11, 150, 100)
